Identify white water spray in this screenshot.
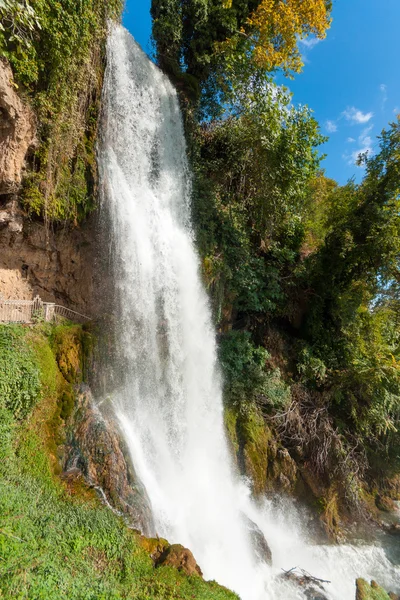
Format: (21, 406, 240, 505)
(99, 24, 400, 600)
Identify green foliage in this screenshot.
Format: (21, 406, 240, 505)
(181, 11, 399, 504)
(0, 0, 42, 67)
(220, 330, 290, 411)
(297, 346, 327, 386)
(301, 120, 400, 451)
(151, 0, 331, 117)
(0, 326, 41, 419)
(192, 80, 324, 322)
(0, 0, 123, 222)
(302, 172, 338, 251)
(151, 0, 260, 85)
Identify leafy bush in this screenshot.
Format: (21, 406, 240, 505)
(220, 330, 290, 411)
(0, 326, 41, 419)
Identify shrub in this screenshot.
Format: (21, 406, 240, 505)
(0, 326, 41, 419)
(219, 330, 290, 411)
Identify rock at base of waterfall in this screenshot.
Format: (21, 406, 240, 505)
(356, 579, 396, 600)
(387, 523, 400, 536)
(280, 569, 329, 600)
(138, 536, 170, 562)
(155, 544, 203, 577)
(242, 514, 272, 565)
(63, 385, 154, 536)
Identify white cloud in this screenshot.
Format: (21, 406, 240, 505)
(325, 120, 337, 133)
(347, 137, 356, 143)
(345, 126, 374, 165)
(380, 84, 388, 111)
(299, 37, 321, 50)
(394, 107, 399, 115)
(343, 106, 373, 124)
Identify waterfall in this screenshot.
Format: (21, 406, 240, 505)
(98, 24, 400, 600)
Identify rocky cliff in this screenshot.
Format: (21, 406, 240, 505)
(0, 56, 97, 313)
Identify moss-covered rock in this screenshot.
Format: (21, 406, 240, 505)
(240, 408, 270, 495)
(356, 579, 393, 600)
(64, 386, 154, 535)
(51, 324, 92, 383)
(138, 536, 170, 562)
(156, 543, 203, 577)
(225, 404, 297, 496)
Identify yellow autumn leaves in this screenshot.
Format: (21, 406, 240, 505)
(220, 0, 331, 75)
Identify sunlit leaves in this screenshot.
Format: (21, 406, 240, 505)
(216, 0, 331, 80)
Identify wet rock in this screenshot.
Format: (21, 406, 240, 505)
(0, 58, 36, 196)
(242, 513, 272, 565)
(64, 385, 154, 536)
(155, 544, 203, 577)
(386, 523, 400, 536)
(267, 441, 298, 493)
(281, 569, 329, 600)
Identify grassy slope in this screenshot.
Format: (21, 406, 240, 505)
(0, 324, 237, 600)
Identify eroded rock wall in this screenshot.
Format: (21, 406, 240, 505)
(0, 58, 36, 196)
(0, 213, 96, 314)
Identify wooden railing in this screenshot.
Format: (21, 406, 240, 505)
(0, 295, 90, 324)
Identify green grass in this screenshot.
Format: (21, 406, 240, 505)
(0, 324, 238, 599)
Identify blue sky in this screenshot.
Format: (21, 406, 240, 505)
(123, 0, 400, 184)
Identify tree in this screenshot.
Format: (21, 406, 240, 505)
(218, 0, 331, 75)
(299, 118, 400, 455)
(151, 0, 332, 112)
(193, 79, 324, 317)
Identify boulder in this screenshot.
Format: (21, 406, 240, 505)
(138, 536, 170, 562)
(356, 579, 394, 600)
(387, 523, 400, 536)
(155, 544, 203, 577)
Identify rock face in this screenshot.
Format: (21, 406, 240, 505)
(0, 213, 97, 314)
(0, 58, 36, 196)
(138, 536, 170, 562)
(64, 386, 154, 536)
(242, 514, 272, 565)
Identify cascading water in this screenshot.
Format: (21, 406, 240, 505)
(98, 24, 400, 600)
